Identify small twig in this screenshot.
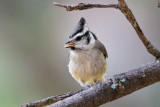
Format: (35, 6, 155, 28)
(20, 89, 84, 107)
(158, 2, 160, 7)
(158, 0, 160, 7)
(53, 2, 119, 11)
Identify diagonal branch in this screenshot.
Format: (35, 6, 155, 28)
(49, 61, 160, 107)
(20, 89, 84, 107)
(118, 0, 160, 58)
(53, 1, 160, 59)
(21, 61, 160, 107)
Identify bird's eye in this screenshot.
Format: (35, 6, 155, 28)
(75, 36, 82, 41)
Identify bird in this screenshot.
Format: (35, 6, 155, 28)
(64, 17, 108, 89)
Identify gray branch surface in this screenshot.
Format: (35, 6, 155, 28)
(21, 61, 160, 107)
(50, 61, 160, 107)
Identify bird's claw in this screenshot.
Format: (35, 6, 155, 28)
(94, 82, 99, 86)
(85, 85, 91, 89)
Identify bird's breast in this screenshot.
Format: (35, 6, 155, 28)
(68, 50, 107, 83)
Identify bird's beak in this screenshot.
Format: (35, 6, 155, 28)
(64, 41, 76, 48)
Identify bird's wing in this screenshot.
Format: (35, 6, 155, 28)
(95, 40, 108, 59)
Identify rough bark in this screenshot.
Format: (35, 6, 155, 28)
(50, 61, 160, 107)
(21, 61, 160, 107)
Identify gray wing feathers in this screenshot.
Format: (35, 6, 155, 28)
(95, 40, 108, 59)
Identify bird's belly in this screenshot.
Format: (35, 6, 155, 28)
(68, 53, 107, 85)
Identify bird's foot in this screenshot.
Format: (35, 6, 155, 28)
(94, 82, 99, 86)
(84, 84, 91, 89)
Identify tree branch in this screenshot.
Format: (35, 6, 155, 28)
(158, 0, 160, 7)
(50, 61, 160, 107)
(53, 1, 160, 59)
(21, 61, 160, 107)
(53, 2, 119, 11)
(118, 0, 160, 59)
(20, 89, 84, 107)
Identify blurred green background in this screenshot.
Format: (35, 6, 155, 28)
(0, 0, 160, 107)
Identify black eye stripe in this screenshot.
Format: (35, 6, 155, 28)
(85, 31, 91, 44)
(86, 36, 90, 44)
(75, 36, 82, 41)
(71, 27, 83, 39)
(91, 32, 97, 40)
(84, 31, 90, 44)
(75, 31, 89, 41)
(82, 31, 89, 37)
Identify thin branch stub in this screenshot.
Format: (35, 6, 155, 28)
(53, 2, 119, 11)
(21, 89, 84, 107)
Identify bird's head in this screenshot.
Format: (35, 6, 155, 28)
(65, 17, 97, 51)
